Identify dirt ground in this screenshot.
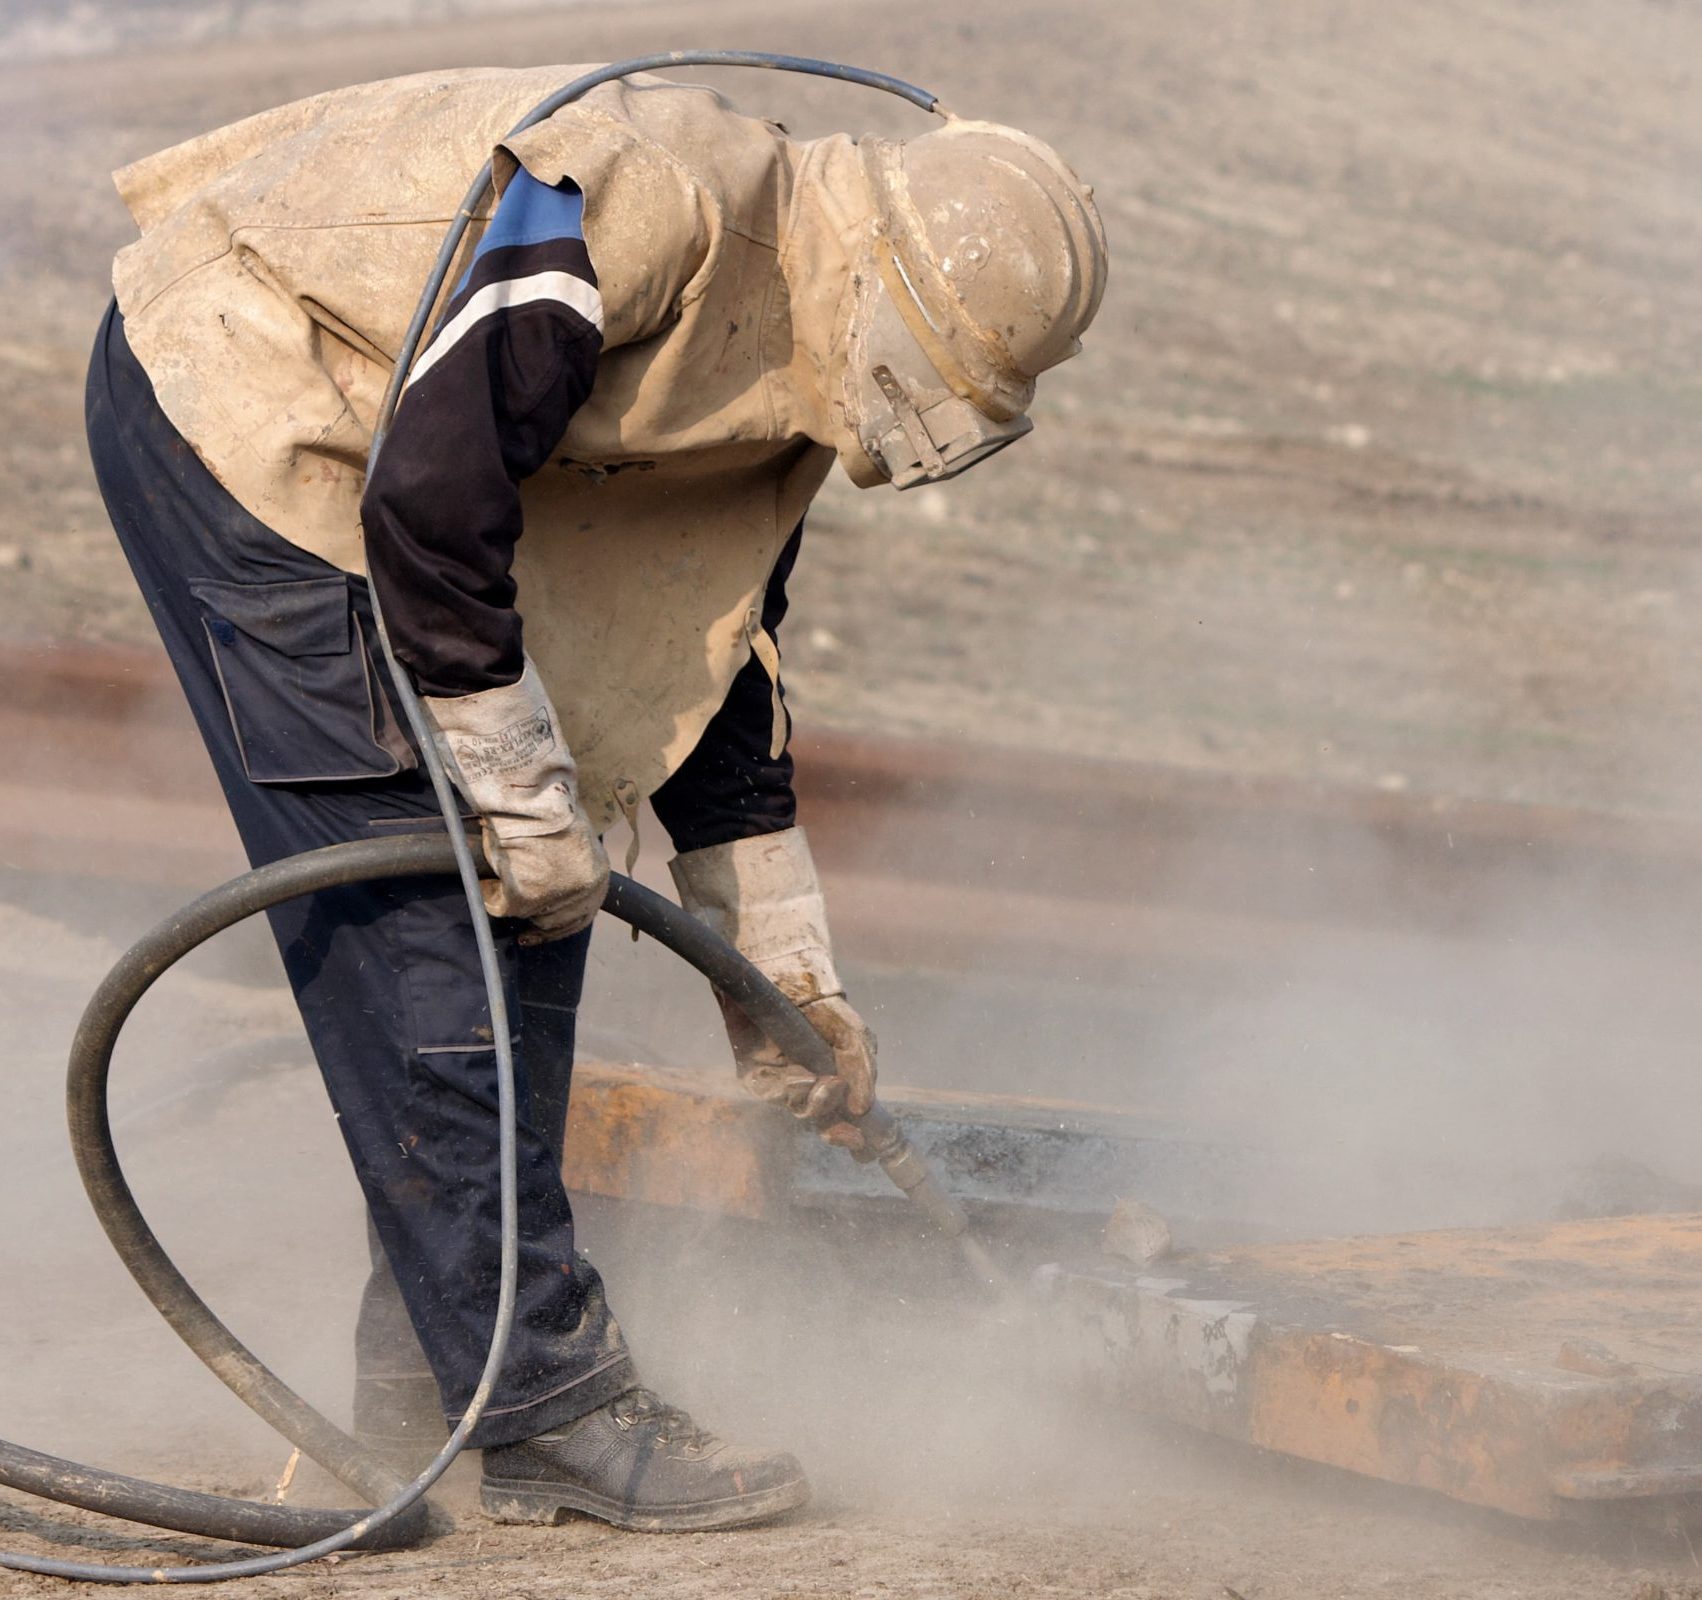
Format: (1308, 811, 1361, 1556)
(6, 0, 1702, 1595)
(1, 898, 1700, 1600)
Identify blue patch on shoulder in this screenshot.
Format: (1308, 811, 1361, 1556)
(454, 170, 585, 292)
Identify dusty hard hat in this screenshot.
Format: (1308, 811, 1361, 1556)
(837, 117, 1108, 490)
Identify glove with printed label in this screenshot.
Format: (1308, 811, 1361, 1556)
(670, 828, 877, 1151)
(423, 658, 609, 943)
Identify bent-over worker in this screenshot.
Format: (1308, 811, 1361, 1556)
(85, 64, 1106, 1531)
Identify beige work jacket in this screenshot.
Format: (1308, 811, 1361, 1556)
(112, 67, 869, 830)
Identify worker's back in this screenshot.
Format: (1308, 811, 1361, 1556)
(113, 66, 857, 824)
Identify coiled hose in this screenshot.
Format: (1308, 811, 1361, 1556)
(0, 839, 984, 1581)
(0, 53, 982, 1585)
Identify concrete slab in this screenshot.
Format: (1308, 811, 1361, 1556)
(1045, 1214, 1702, 1522)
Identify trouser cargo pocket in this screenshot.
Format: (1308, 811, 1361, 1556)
(191, 575, 416, 784)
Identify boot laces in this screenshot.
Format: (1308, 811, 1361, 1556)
(611, 1387, 716, 1450)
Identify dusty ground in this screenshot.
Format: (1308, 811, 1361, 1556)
(2, 897, 1701, 1600)
(5, 0, 1702, 1595)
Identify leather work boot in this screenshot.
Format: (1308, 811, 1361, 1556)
(480, 1387, 810, 1532)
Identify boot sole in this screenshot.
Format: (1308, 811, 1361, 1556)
(479, 1469, 811, 1533)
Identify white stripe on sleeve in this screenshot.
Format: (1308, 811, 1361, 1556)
(405, 271, 604, 389)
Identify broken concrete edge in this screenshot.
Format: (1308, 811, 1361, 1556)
(1038, 1258, 1702, 1522)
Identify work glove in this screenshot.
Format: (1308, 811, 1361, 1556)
(670, 828, 877, 1153)
(423, 658, 609, 944)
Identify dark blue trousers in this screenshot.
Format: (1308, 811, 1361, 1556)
(84, 303, 634, 1447)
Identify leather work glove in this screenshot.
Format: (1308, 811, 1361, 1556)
(423, 658, 609, 944)
(670, 828, 877, 1152)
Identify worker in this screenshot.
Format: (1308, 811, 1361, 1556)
(83, 64, 1107, 1533)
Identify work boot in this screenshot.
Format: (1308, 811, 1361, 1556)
(480, 1386, 810, 1532)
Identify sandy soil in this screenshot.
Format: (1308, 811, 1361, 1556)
(6, 1, 1702, 1596)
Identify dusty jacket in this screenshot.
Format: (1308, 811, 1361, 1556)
(112, 67, 867, 830)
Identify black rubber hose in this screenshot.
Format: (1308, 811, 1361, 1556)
(0, 1442, 398, 1553)
(1, 834, 982, 1580)
(64, 835, 467, 1537)
(603, 875, 994, 1268)
(0, 840, 462, 1572)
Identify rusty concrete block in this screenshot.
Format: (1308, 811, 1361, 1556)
(1046, 1214, 1702, 1522)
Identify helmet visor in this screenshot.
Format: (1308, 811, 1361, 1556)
(867, 391, 1033, 490)
(842, 267, 1034, 489)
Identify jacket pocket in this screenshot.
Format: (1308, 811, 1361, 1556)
(192, 575, 416, 784)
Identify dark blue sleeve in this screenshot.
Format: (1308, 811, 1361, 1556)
(360, 170, 603, 698)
